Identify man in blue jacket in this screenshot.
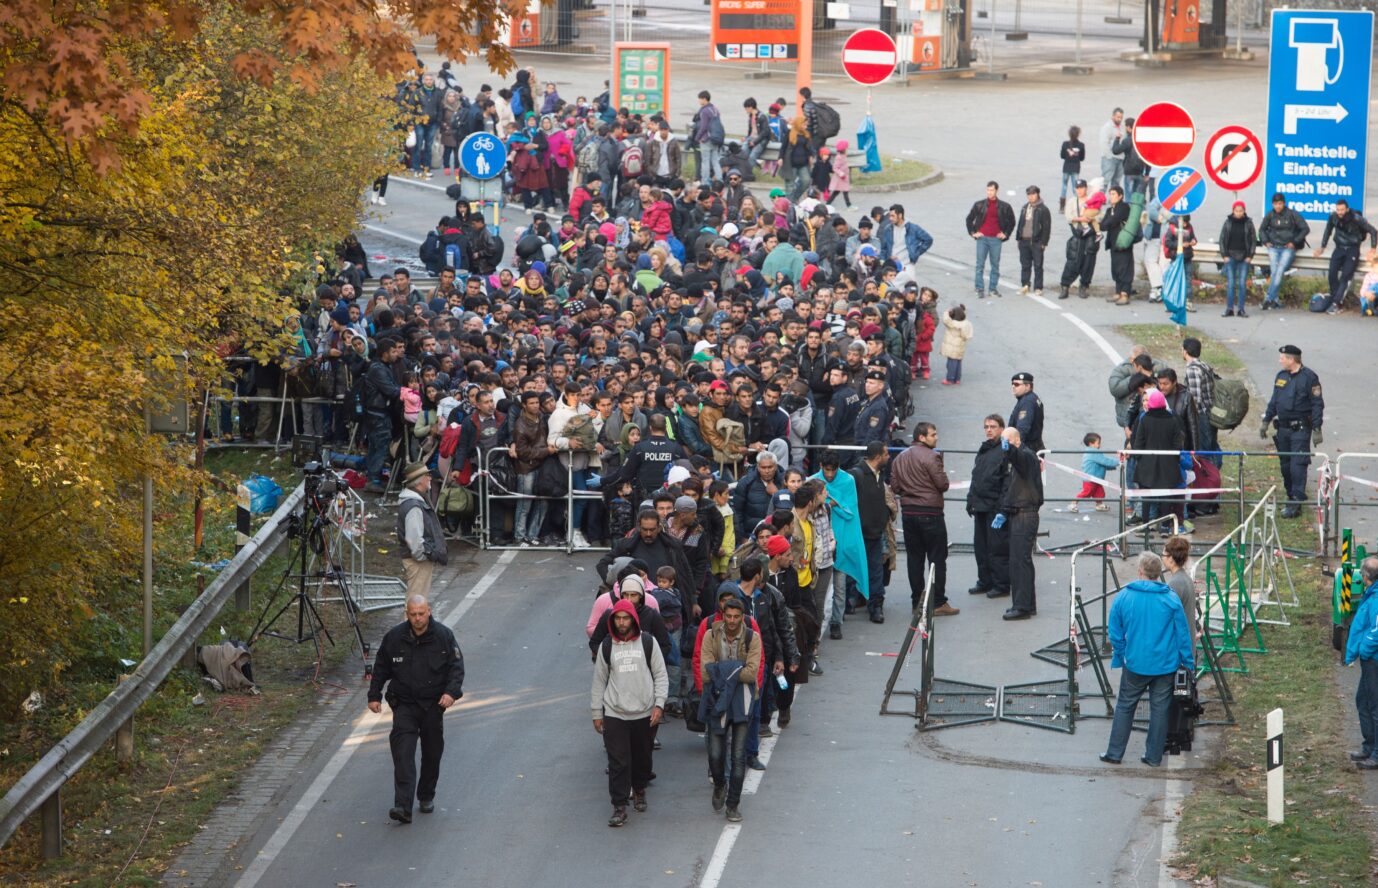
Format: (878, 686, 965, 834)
(877, 203, 933, 286)
(1344, 557, 1378, 769)
(1100, 552, 1194, 767)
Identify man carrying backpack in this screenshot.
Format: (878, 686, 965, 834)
(799, 87, 838, 152)
(1180, 337, 1219, 467)
(693, 91, 725, 182)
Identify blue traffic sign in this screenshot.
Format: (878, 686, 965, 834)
(459, 132, 506, 181)
(1265, 9, 1373, 221)
(1159, 165, 1207, 216)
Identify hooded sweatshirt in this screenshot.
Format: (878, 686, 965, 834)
(591, 599, 668, 721)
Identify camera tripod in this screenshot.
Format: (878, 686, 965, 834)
(249, 490, 372, 678)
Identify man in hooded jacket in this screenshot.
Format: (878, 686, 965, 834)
(591, 599, 668, 827)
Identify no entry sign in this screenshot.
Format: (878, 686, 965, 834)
(1133, 102, 1196, 168)
(1204, 125, 1263, 192)
(842, 29, 897, 86)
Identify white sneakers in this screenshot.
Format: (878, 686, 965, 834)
(369, 193, 387, 206)
(1018, 285, 1029, 295)
(571, 530, 590, 548)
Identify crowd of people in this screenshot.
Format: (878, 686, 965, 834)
(227, 69, 1356, 822)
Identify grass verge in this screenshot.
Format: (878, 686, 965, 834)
(851, 157, 935, 188)
(1116, 323, 1372, 887)
(0, 447, 380, 887)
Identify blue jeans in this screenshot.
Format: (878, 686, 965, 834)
(945, 357, 962, 383)
(570, 467, 590, 535)
(514, 470, 548, 542)
(1265, 245, 1295, 305)
(708, 720, 749, 809)
(700, 143, 723, 181)
(1105, 668, 1174, 765)
(1223, 257, 1249, 312)
(974, 236, 1003, 292)
(745, 687, 768, 758)
(1357, 658, 1378, 760)
(365, 413, 392, 484)
(1100, 156, 1123, 190)
(1061, 171, 1079, 201)
(411, 123, 435, 171)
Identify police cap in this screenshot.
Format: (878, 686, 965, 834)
(865, 368, 888, 381)
(1011, 372, 1034, 384)
(1279, 344, 1302, 357)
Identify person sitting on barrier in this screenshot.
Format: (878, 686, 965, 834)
(1100, 552, 1194, 768)
(1343, 556, 1378, 770)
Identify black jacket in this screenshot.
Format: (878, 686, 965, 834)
(1060, 139, 1085, 174)
(966, 438, 1011, 515)
(1117, 134, 1149, 177)
(999, 445, 1044, 514)
(796, 345, 837, 410)
(851, 462, 891, 539)
(596, 531, 694, 595)
(368, 620, 465, 705)
(1321, 211, 1378, 251)
(1101, 200, 1131, 252)
(1015, 201, 1052, 247)
(731, 469, 780, 542)
(1259, 208, 1310, 249)
(362, 359, 400, 413)
(1217, 215, 1258, 262)
(1131, 407, 1185, 490)
(746, 581, 797, 668)
(965, 198, 1016, 237)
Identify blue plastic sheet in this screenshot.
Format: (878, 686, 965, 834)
(857, 115, 883, 174)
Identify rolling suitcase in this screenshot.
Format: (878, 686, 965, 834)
(1164, 667, 1203, 754)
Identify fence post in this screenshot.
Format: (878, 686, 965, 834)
(235, 482, 252, 609)
(115, 674, 135, 764)
(1267, 707, 1284, 823)
(39, 788, 61, 859)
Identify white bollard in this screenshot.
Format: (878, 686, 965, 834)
(1266, 707, 1284, 824)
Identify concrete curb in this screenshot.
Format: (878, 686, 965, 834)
(852, 166, 945, 194)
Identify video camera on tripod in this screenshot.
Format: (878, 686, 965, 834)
(302, 459, 343, 502)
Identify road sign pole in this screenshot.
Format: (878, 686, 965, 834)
(796, 0, 814, 108)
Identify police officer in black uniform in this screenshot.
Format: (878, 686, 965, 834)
(997, 426, 1044, 620)
(824, 364, 862, 458)
(1260, 344, 1324, 518)
(1008, 371, 1045, 454)
(368, 595, 466, 824)
(613, 413, 685, 499)
(854, 368, 893, 449)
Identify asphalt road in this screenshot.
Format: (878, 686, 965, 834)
(179, 41, 1378, 888)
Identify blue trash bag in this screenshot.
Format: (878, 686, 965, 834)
(856, 115, 883, 174)
(244, 475, 283, 514)
(1309, 293, 1329, 312)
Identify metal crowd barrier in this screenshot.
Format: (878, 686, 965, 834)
(1325, 452, 1378, 557)
(476, 445, 608, 554)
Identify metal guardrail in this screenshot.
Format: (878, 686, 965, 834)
(0, 483, 306, 855)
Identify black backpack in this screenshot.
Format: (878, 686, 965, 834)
(812, 102, 841, 140)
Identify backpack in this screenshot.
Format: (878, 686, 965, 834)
(705, 113, 725, 147)
(444, 241, 464, 271)
(1208, 377, 1250, 431)
(577, 139, 601, 175)
(1309, 293, 1328, 313)
(620, 143, 644, 179)
(534, 455, 568, 498)
(812, 102, 841, 139)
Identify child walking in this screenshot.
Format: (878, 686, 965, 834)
(1069, 432, 1120, 512)
(828, 139, 851, 207)
(939, 303, 972, 385)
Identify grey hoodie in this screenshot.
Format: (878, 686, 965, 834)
(591, 604, 669, 721)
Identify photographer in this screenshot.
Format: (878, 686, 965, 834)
(398, 462, 447, 599)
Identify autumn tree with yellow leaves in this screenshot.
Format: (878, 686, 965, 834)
(0, 0, 517, 710)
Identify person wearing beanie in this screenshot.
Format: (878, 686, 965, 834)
(1218, 200, 1258, 318)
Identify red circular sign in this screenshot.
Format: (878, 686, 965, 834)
(1132, 102, 1196, 168)
(1203, 125, 1263, 192)
(842, 29, 898, 86)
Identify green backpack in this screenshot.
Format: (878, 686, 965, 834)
(1209, 377, 1250, 431)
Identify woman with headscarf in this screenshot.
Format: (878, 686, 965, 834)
(510, 112, 554, 211)
(1132, 388, 1187, 528)
(781, 116, 813, 202)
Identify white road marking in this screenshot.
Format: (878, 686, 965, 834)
(234, 550, 517, 888)
(1061, 312, 1122, 365)
(389, 175, 452, 194)
(1159, 757, 1188, 887)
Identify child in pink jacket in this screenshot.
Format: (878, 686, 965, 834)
(828, 139, 851, 207)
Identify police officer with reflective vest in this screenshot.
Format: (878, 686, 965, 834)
(615, 413, 685, 498)
(854, 368, 893, 449)
(368, 591, 465, 825)
(1260, 344, 1324, 518)
(1008, 372, 1045, 454)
